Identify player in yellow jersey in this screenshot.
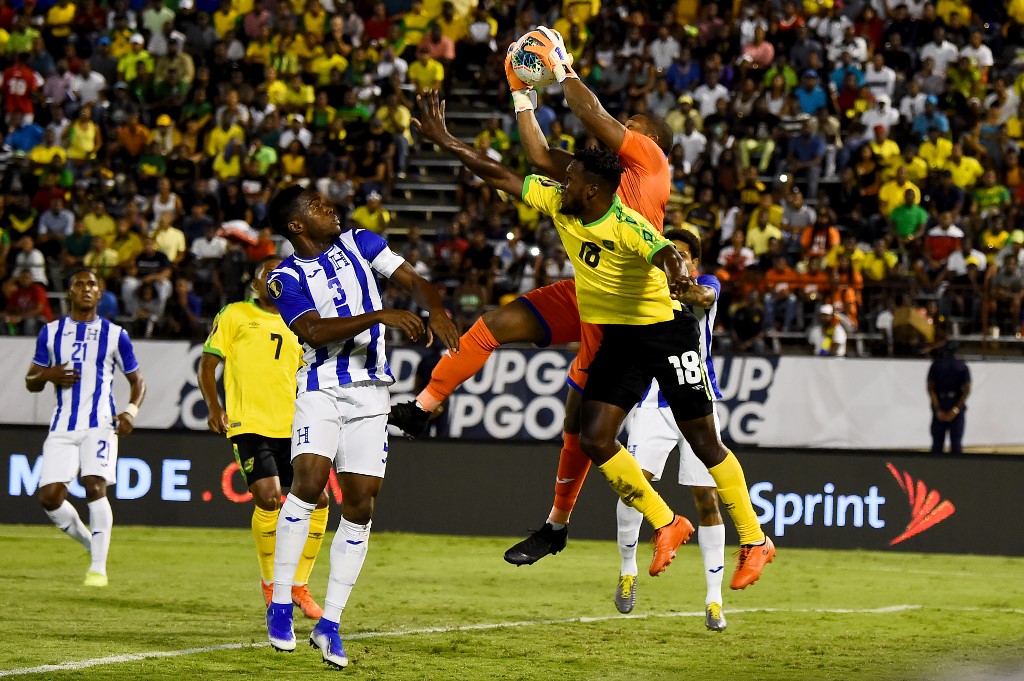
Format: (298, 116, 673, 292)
(414, 91, 775, 582)
(198, 256, 330, 617)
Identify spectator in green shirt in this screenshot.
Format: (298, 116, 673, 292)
(971, 170, 1011, 218)
(890, 187, 929, 254)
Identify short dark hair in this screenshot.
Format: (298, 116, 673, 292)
(255, 254, 282, 277)
(267, 185, 307, 240)
(637, 114, 674, 154)
(65, 267, 97, 288)
(573, 147, 623, 191)
(664, 228, 701, 262)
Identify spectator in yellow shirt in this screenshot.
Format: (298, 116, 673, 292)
(282, 72, 315, 112)
(212, 4, 240, 39)
(206, 113, 246, 157)
(868, 125, 901, 170)
(436, 1, 468, 42)
(919, 127, 953, 169)
(546, 120, 576, 153)
(892, 145, 929, 184)
(944, 144, 985, 189)
(302, 0, 328, 45)
(349, 192, 392, 235)
(860, 239, 899, 283)
(408, 46, 444, 93)
(83, 200, 117, 241)
(152, 213, 188, 265)
(309, 41, 349, 86)
(280, 140, 307, 182)
(117, 34, 154, 83)
(28, 128, 67, 175)
(878, 167, 921, 216)
(45, 0, 75, 48)
(474, 117, 510, 153)
(400, 0, 433, 57)
(263, 67, 289, 108)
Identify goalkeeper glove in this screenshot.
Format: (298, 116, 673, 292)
(524, 26, 578, 82)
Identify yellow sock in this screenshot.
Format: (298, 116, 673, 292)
(251, 506, 279, 583)
(598, 446, 675, 529)
(294, 506, 329, 585)
(708, 450, 766, 545)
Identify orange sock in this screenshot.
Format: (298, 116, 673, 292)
(547, 433, 591, 525)
(417, 318, 499, 412)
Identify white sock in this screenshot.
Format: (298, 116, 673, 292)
(699, 523, 726, 606)
(547, 520, 566, 531)
(87, 498, 113, 574)
(322, 517, 371, 623)
(616, 499, 643, 576)
(272, 494, 315, 605)
(45, 500, 90, 550)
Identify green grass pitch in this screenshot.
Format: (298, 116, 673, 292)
(1, 525, 1022, 680)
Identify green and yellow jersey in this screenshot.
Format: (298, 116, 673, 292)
(521, 174, 677, 326)
(203, 301, 303, 439)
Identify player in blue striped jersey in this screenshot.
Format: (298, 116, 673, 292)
(615, 230, 730, 631)
(24, 269, 146, 588)
(263, 186, 459, 668)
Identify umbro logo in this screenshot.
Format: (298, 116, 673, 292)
(555, 477, 575, 484)
(886, 463, 955, 545)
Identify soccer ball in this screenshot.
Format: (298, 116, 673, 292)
(509, 31, 557, 88)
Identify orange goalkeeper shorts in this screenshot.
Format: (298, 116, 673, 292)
(518, 279, 604, 392)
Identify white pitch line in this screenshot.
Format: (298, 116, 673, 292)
(0, 605, 923, 677)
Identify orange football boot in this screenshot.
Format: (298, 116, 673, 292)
(292, 584, 324, 619)
(649, 515, 695, 576)
(730, 537, 776, 590)
(261, 580, 273, 607)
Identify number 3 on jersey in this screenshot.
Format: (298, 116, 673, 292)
(578, 241, 601, 268)
(668, 351, 702, 386)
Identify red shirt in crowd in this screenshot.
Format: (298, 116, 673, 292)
(2, 64, 39, 115)
(6, 283, 54, 323)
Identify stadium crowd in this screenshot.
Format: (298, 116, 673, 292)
(0, 0, 1023, 354)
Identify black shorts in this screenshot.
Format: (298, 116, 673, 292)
(231, 434, 293, 488)
(583, 310, 714, 423)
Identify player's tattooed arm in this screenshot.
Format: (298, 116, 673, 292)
(675, 285, 717, 308)
(651, 246, 695, 299)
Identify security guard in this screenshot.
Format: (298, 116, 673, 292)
(927, 341, 971, 455)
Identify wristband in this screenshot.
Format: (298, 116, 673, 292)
(511, 89, 535, 113)
(552, 63, 578, 83)
(123, 403, 139, 419)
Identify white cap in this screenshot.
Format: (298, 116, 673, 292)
(169, 30, 186, 45)
(179, 0, 194, 8)
(129, 33, 144, 45)
(367, 191, 382, 201)
(819, 304, 834, 315)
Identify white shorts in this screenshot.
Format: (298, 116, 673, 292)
(291, 384, 391, 478)
(39, 428, 119, 487)
(626, 404, 720, 487)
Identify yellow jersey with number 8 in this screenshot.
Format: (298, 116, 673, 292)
(203, 301, 303, 438)
(521, 174, 676, 325)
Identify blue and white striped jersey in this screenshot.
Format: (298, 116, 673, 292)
(267, 229, 405, 395)
(639, 274, 722, 409)
(32, 317, 139, 432)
